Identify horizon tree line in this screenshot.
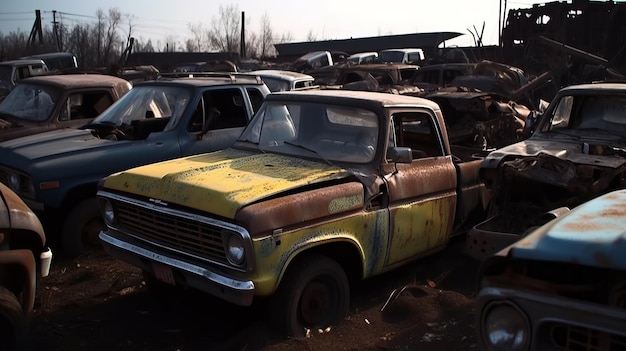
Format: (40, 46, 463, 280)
(0, 5, 296, 70)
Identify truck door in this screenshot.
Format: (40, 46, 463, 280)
(382, 110, 458, 266)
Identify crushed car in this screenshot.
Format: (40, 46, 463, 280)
(0, 182, 52, 350)
(475, 188, 626, 351)
(468, 81, 626, 259)
(0, 74, 132, 141)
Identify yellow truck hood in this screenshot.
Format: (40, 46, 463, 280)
(103, 149, 352, 218)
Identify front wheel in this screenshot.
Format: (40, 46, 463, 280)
(269, 254, 350, 337)
(62, 198, 105, 257)
(0, 286, 26, 351)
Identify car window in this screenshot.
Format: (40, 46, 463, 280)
(59, 92, 115, 122)
(392, 111, 443, 159)
(187, 88, 249, 133)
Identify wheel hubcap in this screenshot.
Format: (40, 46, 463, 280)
(300, 281, 331, 326)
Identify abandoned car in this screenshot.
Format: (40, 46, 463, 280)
(0, 59, 49, 99)
(249, 69, 317, 92)
(0, 74, 132, 141)
(468, 82, 626, 259)
(476, 188, 626, 351)
(0, 182, 52, 350)
(97, 89, 489, 337)
(378, 48, 425, 64)
(0, 73, 270, 257)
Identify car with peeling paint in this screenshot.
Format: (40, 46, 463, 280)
(0, 182, 52, 350)
(475, 189, 626, 351)
(467, 82, 626, 260)
(96, 89, 489, 337)
(0, 72, 270, 257)
(0, 74, 132, 142)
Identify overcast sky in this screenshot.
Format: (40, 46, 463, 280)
(1, 0, 542, 48)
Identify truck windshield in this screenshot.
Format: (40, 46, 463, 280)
(91, 85, 191, 130)
(0, 83, 59, 121)
(238, 101, 379, 163)
(544, 94, 626, 136)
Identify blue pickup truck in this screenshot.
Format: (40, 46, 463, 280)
(475, 188, 626, 351)
(0, 72, 270, 256)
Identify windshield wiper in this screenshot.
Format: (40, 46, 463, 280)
(283, 141, 333, 165)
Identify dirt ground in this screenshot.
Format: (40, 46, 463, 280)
(25, 236, 481, 351)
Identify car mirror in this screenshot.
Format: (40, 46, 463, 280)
(387, 147, 412, 164)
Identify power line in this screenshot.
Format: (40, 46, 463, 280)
(0, 11, 32, 15)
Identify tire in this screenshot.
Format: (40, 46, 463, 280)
(62, 198, 105, 257)
(269, 254, 350, 337)
(0, 286, 26, 351)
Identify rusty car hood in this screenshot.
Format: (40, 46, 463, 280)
(505, 189, 626, 270)
(481, 137, 626, 170)
(102, 148, 353, 219)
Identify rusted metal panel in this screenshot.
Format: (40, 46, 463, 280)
(507, 190, 626, 270)
(236, 182, 365, 237)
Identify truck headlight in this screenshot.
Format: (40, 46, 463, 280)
(482, 302, 530, 351)
(225, 234, 245, 266)
(8, 173, 19, 191)
(100, 198, 115, 225)
(6, 172, 35, 198)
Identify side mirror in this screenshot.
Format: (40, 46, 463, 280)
(387, 147, 413, 164)
(522, 110, 541, 139)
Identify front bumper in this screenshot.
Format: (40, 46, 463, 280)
(99, 230, 255, 306)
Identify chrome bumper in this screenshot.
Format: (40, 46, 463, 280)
(99, 230, 255, 306)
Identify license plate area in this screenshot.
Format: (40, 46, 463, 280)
(152, 262, 176, 286)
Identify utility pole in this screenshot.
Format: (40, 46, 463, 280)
(240, 11, 246, 59)
(52, 10, 62, 52)
(27, 9, 44, 48)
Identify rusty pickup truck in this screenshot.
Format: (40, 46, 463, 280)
(0, 182, 51, 350)
(468, 82, 626, 260)
(96, 90, 489, 336)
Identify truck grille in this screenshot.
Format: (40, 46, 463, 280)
(551, 324, 626, 351)
(114, 200, 231, 265)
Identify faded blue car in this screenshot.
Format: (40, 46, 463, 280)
(475, 189, 626, 351)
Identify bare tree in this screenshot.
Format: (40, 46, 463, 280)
(208, 4, 241, 53)
(259, 12, 274, 58)
(102, 8, 122, 66)
(133, 37, 155, 52)
(187, 22, 208, 52)
(306, 30, 317, 42)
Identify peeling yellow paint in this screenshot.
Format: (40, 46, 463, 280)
(328, 194, 363, 214)
(103, 150, 350, 218)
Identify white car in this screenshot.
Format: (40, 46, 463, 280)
(250, 69, 318, 92)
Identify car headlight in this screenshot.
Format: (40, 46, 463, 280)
(482, 302, 530, 351)
(7, 173, 19, 192)
(100, 198, 115, 225)
(225, 233, 245, 266)
(6, 172, 35, 198)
